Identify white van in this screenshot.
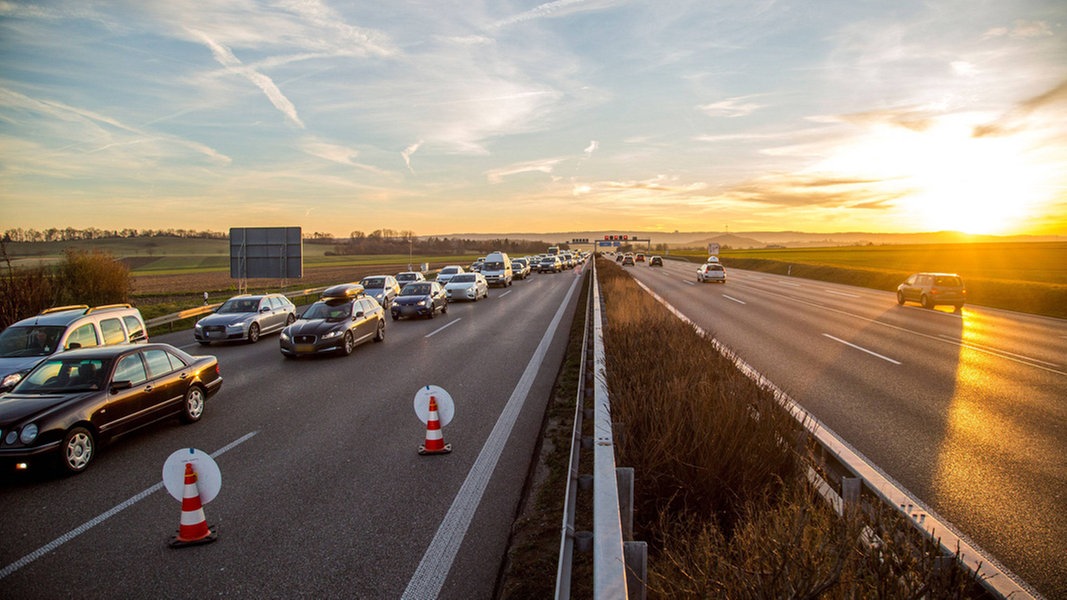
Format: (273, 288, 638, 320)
(481, 251, 513, 287)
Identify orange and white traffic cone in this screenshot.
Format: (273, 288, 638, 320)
(169, 462, 218, 547)
(418, 396, 452, 455)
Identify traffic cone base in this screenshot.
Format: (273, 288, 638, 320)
(169, 525, 218, 548)
(418, 441, 452, 455)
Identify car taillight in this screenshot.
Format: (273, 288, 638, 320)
(215, 364, 221, 375)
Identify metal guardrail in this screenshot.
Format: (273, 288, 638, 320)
(143, 285, 331, 330)
(629, 276, 1043, 600)
(556, 258, 645, 599)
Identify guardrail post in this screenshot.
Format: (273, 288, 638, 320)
(623, 541, 647, 600)
(841, 477, 861, 509)
(616, 467, 634, 541)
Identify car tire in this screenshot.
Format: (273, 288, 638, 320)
(341, 331, 355, 355)
(392, 313, 399, 321)
(896, 291, 906, 305)
(247, 323, 260, 343)
(427, 306, 435, 319)
(197, 340, 211, 346)
(59, 426, 94, 475)
(180, 385, 206, 423)
(286, 313, 296, 325)
(374, 319, 385, 342)
(441, 303, 448, 314)
(921, 294, 934, 309)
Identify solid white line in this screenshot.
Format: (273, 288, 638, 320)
(424, 318, 461, 338)
(779, 281, 801, 287)
(0, 431, 258, 580)
(499, 289, 513, 298)
(823, 334, 902, 365)
(722, 294, 746, 304)
(401, 275, 580, 600)
(683, 280, 695, 286)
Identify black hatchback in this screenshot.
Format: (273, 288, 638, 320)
(0, 343, 222, 474)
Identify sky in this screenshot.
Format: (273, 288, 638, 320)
(1, 0, 1066, 238)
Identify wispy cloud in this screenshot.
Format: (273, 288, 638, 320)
(698, 96, 764, 118)
(188, 28, 305, 128)
(982, 20, 1053, 39)
(486, 158, 564, 184)
(402, 141, 423, 174)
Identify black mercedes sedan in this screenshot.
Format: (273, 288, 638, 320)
(0, 343, 222, 475)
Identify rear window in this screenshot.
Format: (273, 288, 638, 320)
(935, 276, 962, 286)
(123, 315, 146, 341)
(100, 318, 126, 345)
(67, 322, 99, 349)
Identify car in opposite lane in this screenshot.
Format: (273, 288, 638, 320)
(896, 273, 966, 309)
(697, 262, 726, 283)
(445, 273, 489, 302)
(279, 284, 385, 358)
(193, 293, 296, 345)
(391, 281, 448, 320)
(649, 256, 663, 266)
(0, 343, 222, 474)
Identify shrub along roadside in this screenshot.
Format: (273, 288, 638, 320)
(597, 257, 987, 598)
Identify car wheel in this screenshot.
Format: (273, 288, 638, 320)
(896, 291, 906, 305)
(374, 319, 385, 342)
(180, 385, 206, 423)
(341, 331, 355, 355)
(441, 302, 448, 314)
(197, 340, 211, 346)
(286, 313, 296, 325)
(921, 294, 934, 309)
(427, 305, 435, 319)
(247, 323, 260, 343)
(392, 313, 399, 321)
(59, 427, 94, 475)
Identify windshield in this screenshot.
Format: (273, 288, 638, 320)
(451, 274, 476, 283)
(0, 325, 65, 358)
(484, 262, 505, 271)
(17, 357, 111, 393)
(217, 298, 260, 314)
(440, 267, 460, 274)
(401, 283, 432, 296)
(360, 277, 386, 289)
(301, 301, 352, 320)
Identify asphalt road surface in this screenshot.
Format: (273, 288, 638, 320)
(1, 265, 586, 599)
(624, 257, 1066, 599)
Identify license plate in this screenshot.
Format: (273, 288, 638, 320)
(208, 331, 224, 339)
(295, 344, 314, 353)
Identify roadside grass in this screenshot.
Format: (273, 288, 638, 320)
(672, 242, 1067, 319)
(595, 257, 987, 598)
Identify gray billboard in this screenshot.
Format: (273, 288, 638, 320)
(229, 227, 303, 279)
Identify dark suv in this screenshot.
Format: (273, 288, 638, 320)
(896, 273, 966, 309)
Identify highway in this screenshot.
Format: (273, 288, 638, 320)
(623, 257, 1066, 599)
(0, 266, 585, 599)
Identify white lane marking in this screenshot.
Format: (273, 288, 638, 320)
(937, 334, 1061, 368)
(499, 289, 513, 298)
(779, 281, 801, 287)
(683, 280, 696, 286)
(402, 275, 580, 600)
(823, 289, 861, 298)
(425, 318, 461, 338)
(0, 431, 259, 580)
(823, 334, 902, 365)
(722, 294, 746, 304)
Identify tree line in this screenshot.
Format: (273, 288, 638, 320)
(3, 228, 229, 243)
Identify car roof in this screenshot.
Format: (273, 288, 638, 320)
(48, 342, 178, 359)
(12, 304, 137, 327)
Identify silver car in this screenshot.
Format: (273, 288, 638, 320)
(435, 265, 465, 285)
(194, 293, 297, 344)
(360, 275, 401, 309)
(445, 273, 489, 302)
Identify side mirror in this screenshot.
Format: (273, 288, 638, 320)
(354, 311, 364, 319)
(260, 307, 271, 313)
(66, 342, 82, 350)
(110, 380, 133, 392)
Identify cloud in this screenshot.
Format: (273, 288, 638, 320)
(402, 140, 423, 173)
(485, 158, 564, 183)
(188, 28, 305, 128)
(491, 0, 604, 29)
(973, 79, 1067, 137)
(982, 20, 1053, 39)
(584, 140, 598, 156)
(301, 139, 391, 175)
(698, 96, 764, 118)
(723, 173, 906, 209)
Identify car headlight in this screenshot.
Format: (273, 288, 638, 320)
(194, 322, 203, 331)
(2, 372, 23, 389)
(417, 299, 427, 307)
(322, 329, 343, 340)
(279, 330, 290, 341)
(227, 321, 247, 332)
(5, 430, 17, 444)
(20, 423, 38, 444)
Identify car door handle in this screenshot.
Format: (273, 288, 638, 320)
(179, 373, 188, 379)
(144, 385, 154, 392)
